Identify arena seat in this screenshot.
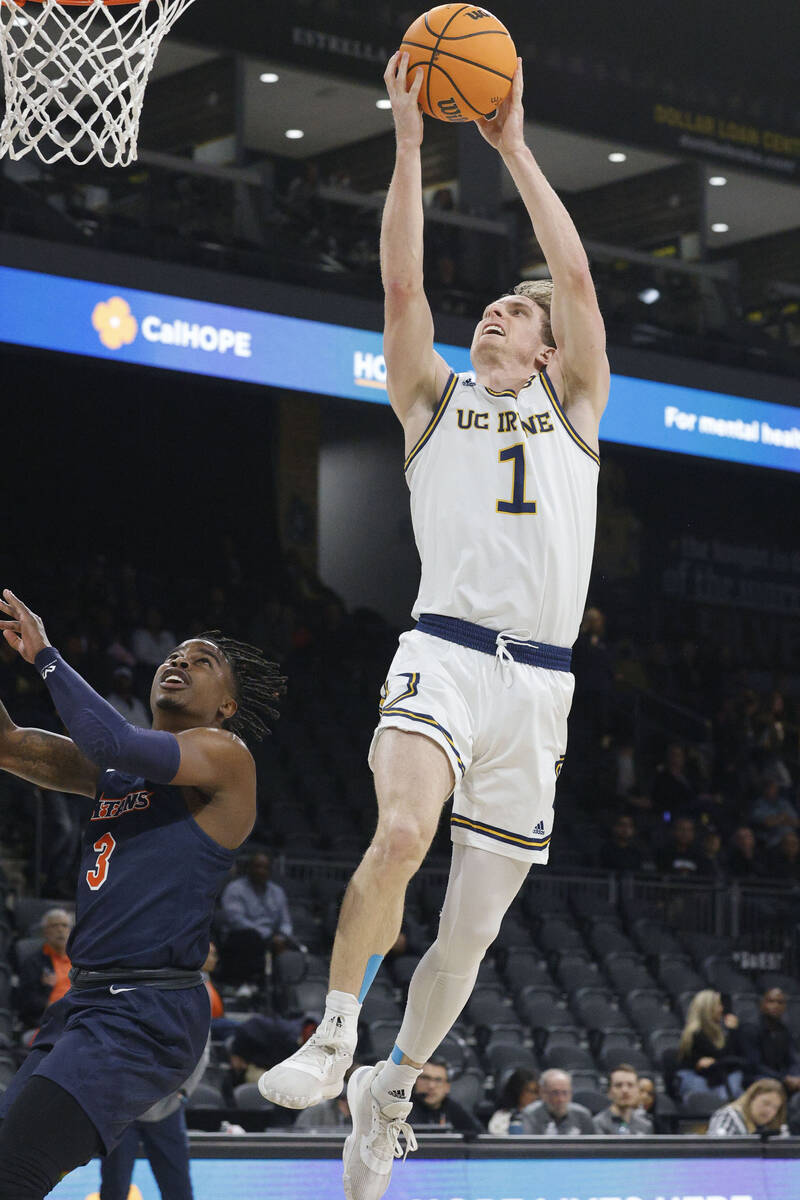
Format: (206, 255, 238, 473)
(542, 1043, 597, 1073)
(448, 1068, 484, 1113)
(190, 1082, 226, 1108)
(485, 1041, 538, 1078)
(572, 1088, 608, 1115)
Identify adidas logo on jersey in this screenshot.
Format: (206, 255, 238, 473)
(532, 820, 546, 836)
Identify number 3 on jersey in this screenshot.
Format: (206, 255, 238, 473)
(87, 832, 116, 891)
(497, 444, 537, 514)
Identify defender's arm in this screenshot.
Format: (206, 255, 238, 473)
(0, 702, 100, 797)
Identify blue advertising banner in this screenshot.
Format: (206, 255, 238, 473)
(51, 1153, 798, 1200)
(2, 265, 799, 472)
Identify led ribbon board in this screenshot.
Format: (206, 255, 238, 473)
(2, 265, 799, 472)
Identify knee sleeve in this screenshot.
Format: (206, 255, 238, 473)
(0, 1076, 103, 1200)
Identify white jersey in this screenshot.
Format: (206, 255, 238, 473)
(406, 369, 599, 647)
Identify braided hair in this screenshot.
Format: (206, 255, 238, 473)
(198, 631, 286, 745)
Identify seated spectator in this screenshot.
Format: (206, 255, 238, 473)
(726, 825, 767, 880)
(201, 941, 239, 1043)
(655, 816, 703, 876)
(229, 1014, 319, 1085)
(218, 851, 293, 986)
(408, 1058, 482, 1133)
(294, 1084, 352, 1131)
(637, 1074, 671, 1135)
(131, 606, 176, 668)
(768, 830, 800, 883)
(677, 989, 744, 1102)
(739, 988, 800, 1094)
(520, 1069, 595, 1135)
(593, 1063, 653, 1135)
(750, 775, 800, 849)
(105, 664, 150, 728)
(16, 908, 73, 1028)
(488, 1067, 539, 1135)
(598, 812, 644, 873)
(696, 827, 726, 880)
(707, 1078, 786, 1136)
(652, 743, 697, 818)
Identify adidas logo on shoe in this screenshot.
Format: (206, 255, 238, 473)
(387, 1088, 409, 1100)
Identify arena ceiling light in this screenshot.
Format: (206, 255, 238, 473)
(375, 99, 392, 110)
(259, 72, 279, 84)
(608, 151, 627, 163)
(285, 129, 304, 140)
(711, 222, 730, 233)
(709, 175, 727, 186)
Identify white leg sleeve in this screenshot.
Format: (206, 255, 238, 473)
(393, 844, 529, 1064)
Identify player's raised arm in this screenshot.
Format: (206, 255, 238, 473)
(0, 700, 100, 797)
(381, 52, 452, 437)
(476, 60, 609, 435)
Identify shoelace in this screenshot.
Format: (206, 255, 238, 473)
(385, 1117, 418, 1163)
(495, 627, 535, 687)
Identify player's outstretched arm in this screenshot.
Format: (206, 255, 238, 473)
(381, 51, 451, 435)
(476, 60, 609, 429)
(0, 701, 100, 797)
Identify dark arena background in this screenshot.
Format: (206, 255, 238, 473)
(1, 1, 800, 1197)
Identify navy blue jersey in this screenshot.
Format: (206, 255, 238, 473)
(68, 769, 235, 970)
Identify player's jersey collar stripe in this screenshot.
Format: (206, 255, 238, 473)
(404, 371, 457, 472)
(484, 374, 536, 399)
(451, 812, 551, 849)
(540, 369, 600, 466)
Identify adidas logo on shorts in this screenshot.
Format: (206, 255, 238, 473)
(532, 820, 546, 836)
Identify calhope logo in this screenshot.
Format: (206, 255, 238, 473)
(91, 296, 138, 350)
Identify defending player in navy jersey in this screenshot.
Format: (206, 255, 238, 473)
(0, 588, 283, 1200)
(261, 53, 609, 1200)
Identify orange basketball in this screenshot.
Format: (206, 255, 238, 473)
(400, 4, 516, 123)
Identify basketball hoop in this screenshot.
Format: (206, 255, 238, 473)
(0, 0, 198, 166)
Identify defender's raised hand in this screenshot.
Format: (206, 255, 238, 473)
(475, 58, 526, 155)
(0, 590, 49, 664)
(384, 51, 424, 146)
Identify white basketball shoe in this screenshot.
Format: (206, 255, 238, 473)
(342, 1062, 418, 1200)
(258, 1011, 356, 1109)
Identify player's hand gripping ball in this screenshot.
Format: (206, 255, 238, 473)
(400, 4, 516, 122)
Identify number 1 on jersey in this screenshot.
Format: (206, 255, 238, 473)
(497, 444, 537, 514)
(87, 832, 116, 891)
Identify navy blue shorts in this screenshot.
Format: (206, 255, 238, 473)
(0, 983, 209, 1152)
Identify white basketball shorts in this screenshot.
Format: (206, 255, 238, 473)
(368, 628, 574, 864)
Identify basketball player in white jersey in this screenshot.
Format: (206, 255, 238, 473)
(261, 52, 609, 1198)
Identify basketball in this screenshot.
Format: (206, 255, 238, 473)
(400, 4, 516, 123)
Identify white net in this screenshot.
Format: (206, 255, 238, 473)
(0, 0, 198, 166)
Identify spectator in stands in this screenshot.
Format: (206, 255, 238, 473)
(16, 908, 73, 1028)
(131, 605, 176, 667)
(105, 664, 150, 728)
(592, 1063, 653, 1135)
(407, 1058, 482, 1133)
(571, 607, 615, 758)
(655, 815, 703, 876)
(229, 1014, 319, 1085)
(652, 743, 697, 819)
(769, 830, 800, 883)
(677, 989, 744, 1102)
(750, 774, 800, 850)
(696, 827, 726, 881)
(488, 1067, 539, 1135)
(739, 988, 800, 1094)
(726, 824, 767, 880)
(598, 812, 644, 873)
(294, 1082, 353, 1131)
(520, 1069, 595, 1135)
(636, 1074, 671, 1134)
(707, 1078, 786, 1136)
(200, 941, 238, 1043)
(218, 851, 292, 986)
